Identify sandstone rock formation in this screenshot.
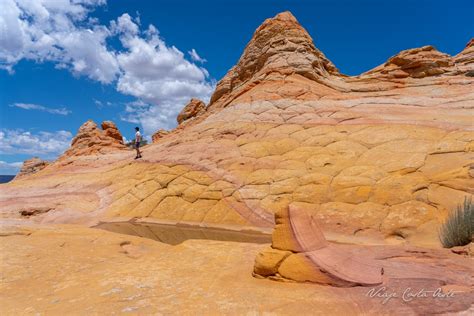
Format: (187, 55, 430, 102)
(254, 205, 473, 287)
(14, 157, 50, 179)
(62, 120, 126, 157)
(101, 121, 124, 143)
(208, 11, 339, 110)
(152, 129, 170, 143)
(363, 46, 453, 79)
(454, 38, 474, 74)
(177, 98, 206, 124)
(0, 12, 472, 248)
(1, 11, 473, 315)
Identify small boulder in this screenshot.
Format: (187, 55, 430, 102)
(253, 246, 291, 276)
(152, 129, 170, 143)
(177, 98, 206, 124)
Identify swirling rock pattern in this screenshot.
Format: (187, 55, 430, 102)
(1, 12, 473, 247)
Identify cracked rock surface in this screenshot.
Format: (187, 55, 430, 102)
(0, 11, 473, 315)
(1, 12, 473, 247)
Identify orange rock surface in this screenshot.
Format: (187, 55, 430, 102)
(1, 221, 472, 315)
(1, 12, 472, 247)
(151, 129, 170, 143)
(177, 98, 206, 124)
(101, 121, 124, 143)
(14, 157, 50, 179)
(0, 11, 473, 314)
(254, 204, 473, 289)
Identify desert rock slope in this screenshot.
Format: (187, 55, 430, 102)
(0, 11, 473, 314)
(2, 12, 472, 246)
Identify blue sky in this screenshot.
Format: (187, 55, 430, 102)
(1, 0, 473, 174)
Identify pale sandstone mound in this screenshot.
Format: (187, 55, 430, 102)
(254, 204, 474, 290)
(152, 129, 170, 143)
(62, 120, 126, 157)
(0, 12, 473, 246)
(14, 157, 50, 179)
(177, 98, 206, 124)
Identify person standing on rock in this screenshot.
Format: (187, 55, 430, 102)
(134, 127, 142, 159)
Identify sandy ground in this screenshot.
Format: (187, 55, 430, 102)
(1, 221, 472, 315)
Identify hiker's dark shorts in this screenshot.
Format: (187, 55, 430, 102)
(135, 142, 140, 149)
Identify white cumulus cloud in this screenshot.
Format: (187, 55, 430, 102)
(0, 129, 73, 157)
(114, 16, 214, 132)
(0, 160, 23, 174)
(188, 48, 207, 63)
(10, 103, 71, 115)
(0, 0, 118, 83)
(1, 2, 214, 136)
(0, 161, 22, 168)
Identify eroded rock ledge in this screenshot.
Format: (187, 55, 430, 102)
(254, 204, 474, 290)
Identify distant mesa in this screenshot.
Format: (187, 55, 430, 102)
(62, 119, 126, 157)
(14, 157, 50, 179)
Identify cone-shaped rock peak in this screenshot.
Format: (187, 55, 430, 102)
(208, 11, 339, 109)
